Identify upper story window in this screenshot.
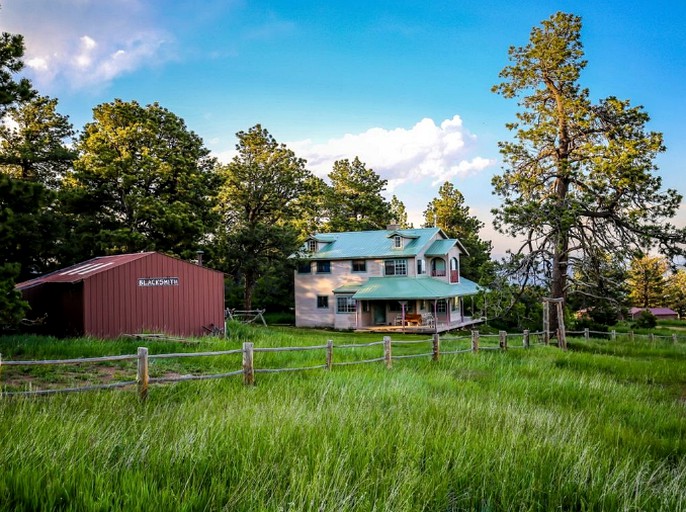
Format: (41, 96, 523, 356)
(417, 259, 425, 275)
(307, 240, 317, 253)
(297, 262, 311, 274)
(316, 261, 331, 273)
(393, 235, 402, 249)
(385, 259, 407, 276)
(352, 260, 367, 272)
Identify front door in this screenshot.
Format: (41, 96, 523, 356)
(373, 303, 386, 325)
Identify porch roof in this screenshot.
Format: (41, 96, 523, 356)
(352, 276, 482, 300)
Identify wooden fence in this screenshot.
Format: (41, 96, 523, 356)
(0, 329, 680, 399)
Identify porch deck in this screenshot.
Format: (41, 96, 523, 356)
(355, 316, 485, 334)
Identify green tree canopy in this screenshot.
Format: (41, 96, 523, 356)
(325, 157, 391, 232)
(627, 255, 668, 308)
(216, 124, 311, 309)
(423, 182, 492, 281)
(389, 195, 411, 229)
(492, 12, 685, 334)
(0, 95, 75, 188)
(64, 99, 218, 261)
(665, 269, 686, 319)
(0, 31, 34, 113)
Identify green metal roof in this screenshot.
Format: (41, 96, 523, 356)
(332, 283, 363, 293)
(352, 276, 482, 300)
(424, 239, 459, 256)
(300, 228, 447, 260)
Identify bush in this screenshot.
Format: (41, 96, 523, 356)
(633, 310, 657, 329)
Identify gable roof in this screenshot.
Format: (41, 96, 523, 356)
(299, 227, 467, 260)
(352, 276, 482, 300)
(424, 239, 469, 257)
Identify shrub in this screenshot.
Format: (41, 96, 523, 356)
(633, 309, 657, 329)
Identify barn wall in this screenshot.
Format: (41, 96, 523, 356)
(83, 253, 224, 338)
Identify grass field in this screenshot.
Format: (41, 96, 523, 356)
(0, 325, 684, 511)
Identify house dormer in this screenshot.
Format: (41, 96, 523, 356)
(386, 230, 419, 250)
(304, 234, 337, 254)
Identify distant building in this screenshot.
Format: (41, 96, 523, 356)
(16, 252, 225, 338)
(629, 307, 678, 320)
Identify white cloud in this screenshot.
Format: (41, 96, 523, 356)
(2, 0, 173, 89)
(289, 116, 494, 190)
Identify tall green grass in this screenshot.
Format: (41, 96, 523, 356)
(0, 328, 684, 511)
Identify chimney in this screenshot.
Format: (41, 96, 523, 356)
(196, 250, 204, 266)
(387, 220, 399, 231)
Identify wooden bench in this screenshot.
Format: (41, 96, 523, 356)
(404, 313, 422, 326)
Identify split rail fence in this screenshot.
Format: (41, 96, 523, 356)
(0, 329, 681, 399)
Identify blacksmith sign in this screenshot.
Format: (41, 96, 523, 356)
(138, 277, 180, 287)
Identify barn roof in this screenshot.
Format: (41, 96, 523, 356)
(16, 252, 224, 291)
(15, 253, 155, 290)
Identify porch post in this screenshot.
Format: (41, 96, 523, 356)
(400, 301, 407, 334)
(460, 297, 465, 323)
(433, 300, 438, 332)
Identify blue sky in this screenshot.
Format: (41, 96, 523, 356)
(3, 0, 685, 255)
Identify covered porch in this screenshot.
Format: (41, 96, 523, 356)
(355, 315, 484, 334)
(345, 276, 484, 334)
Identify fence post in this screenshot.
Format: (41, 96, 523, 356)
(542, 301, 550, 345)
(556, 301, 567, 350)
(584, 328, 589, 341)
(523, 330, 529, 348)
(137, 347, 149, 400)
(471, 330, 479, 352)
(326, 340, 333, 370)
(672, 334, 678, 344)
(243, 342, 254, 386)
(499, 331, 507, 350)
(383, 336, 392, 369)
(432, 334, 440, 362)
(630, 331, 634, 342)
(611, 330, 616, 341)
(649, 333, 655, 344)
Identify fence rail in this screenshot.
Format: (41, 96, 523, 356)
(1, 329, 682, 399)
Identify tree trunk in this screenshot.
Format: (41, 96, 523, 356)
(243, 272, 255, 310)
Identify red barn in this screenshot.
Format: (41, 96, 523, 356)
(16, 252, 225, 338)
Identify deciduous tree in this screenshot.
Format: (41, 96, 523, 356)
(492, 12, 685, 335)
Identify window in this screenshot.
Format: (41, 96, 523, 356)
(417, 259, 425, 275)
(436, 299, 447, 313)
(393, 235, 402, 248)
(316, 261, 331, 273)
(317, 296, 329, 309)
(352, 260, 367, 272)
(384, 259, 407, 276)
(297, 262, 311, 274)
(336, 295, 356, 314)
(307, 240, 317, 253)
